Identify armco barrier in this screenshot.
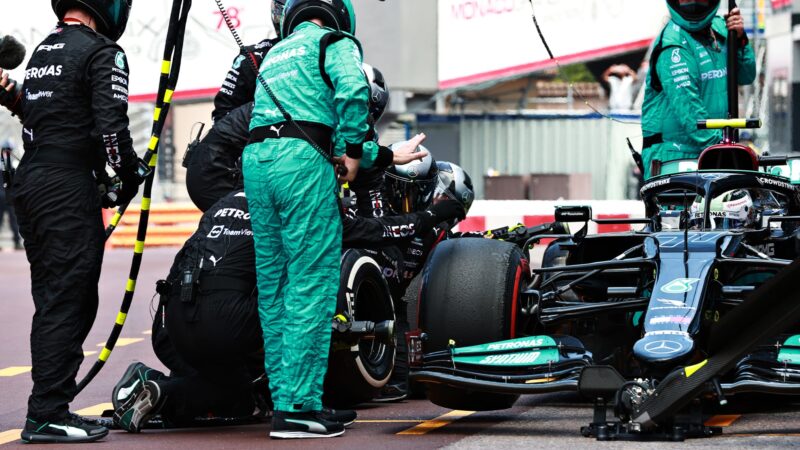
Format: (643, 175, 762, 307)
(103, 200, 646, 249)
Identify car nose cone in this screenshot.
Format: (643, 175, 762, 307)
(633, 333, 695, 364)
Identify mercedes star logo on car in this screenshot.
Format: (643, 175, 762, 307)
(644, 340, 683, 355)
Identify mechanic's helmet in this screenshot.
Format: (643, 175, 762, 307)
(362, 63, 389, 125)
(435, 161, 475, 215)
(281, 0, 356, 39)
(385, 142, 437, 214)
(690, 189, 757, 230)
(272, 0, 286, 35)
(666, 0, 720, 32)
(51, 0, 132, 42)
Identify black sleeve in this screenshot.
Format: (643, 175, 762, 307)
(88, 46, 137, 177)
(225, 101, 254, 149)
(211, 49, 258, 122)
(349, 167, 387, 218)
(342, 212, 426, 249)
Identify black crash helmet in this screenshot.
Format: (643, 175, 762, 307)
(281, 0, 356, 39)
(362, 63, 389, 125)
(52, 0, 132, 42)
(385, 142, 437, 214)
(435, 161, 475, 215)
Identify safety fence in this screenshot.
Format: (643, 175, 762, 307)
(104, 203, 201, 249)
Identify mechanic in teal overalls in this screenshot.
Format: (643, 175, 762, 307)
(242, 0, 424, 439)
(641, 0, 755, 179)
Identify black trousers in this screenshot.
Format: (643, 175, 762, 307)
(158, 289, 263, 423)
(0, 187, 20, 245)
(12, 165, 104, 422)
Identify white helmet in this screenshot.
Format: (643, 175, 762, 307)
(691, 190, 757, 230)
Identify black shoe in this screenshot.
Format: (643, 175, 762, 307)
(113, 380, 164, 433)
(322, 406, 357, 427)
(112, 362, 165, 410)
(372, 383, 407, 403)
(270, 410, 345, 439)
(21, 414, 109, 443)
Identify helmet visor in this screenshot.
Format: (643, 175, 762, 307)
(670, 0, 717, 20)
(386, 173, 436, 214)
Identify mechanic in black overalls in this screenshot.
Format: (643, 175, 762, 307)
(0, 0, 142, 444)
(210, 0, 284, 122)
(109, 184, 464, 432)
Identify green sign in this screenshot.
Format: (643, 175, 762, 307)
(452, 336, 559, 367)
(777, 335, 800, 365)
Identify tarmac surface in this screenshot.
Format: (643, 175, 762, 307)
(2, 248, 800, 449)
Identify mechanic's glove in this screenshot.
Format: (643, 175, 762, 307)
(114, 172, 142, 206)
(95, 172, 118, 209)
(417, 199, 466, 236)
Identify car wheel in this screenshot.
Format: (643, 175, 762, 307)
(324, 249, 396, 407)
(419, 238, 528, 411)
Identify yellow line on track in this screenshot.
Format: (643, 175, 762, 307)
(705, 414, 741, 427)
(142, 329, 152, 335)
(96, 337, 143, 347)
(83, 350, 97, 357)
(0, 366, 31, 377)
(0, 429, 21, 445)
(357, 419, 425, 423)
(75, 403, 113, 417)
(397, 410, 475, 435)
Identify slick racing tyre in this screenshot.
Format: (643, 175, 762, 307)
(419, 239, 529, 411)
(325, 249, 396, 407)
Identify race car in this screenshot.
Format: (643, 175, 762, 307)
(408, 143, 800, 440)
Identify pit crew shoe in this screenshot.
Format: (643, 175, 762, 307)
(113, 380, 165, 433)
(372, 383, 407, 403)
(270, 410, 345, 439)
(21, 414, 108, 443)
(112, 362, 165, 410)
(322, 406, 357, 427)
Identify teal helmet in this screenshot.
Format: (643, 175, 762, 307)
(281, 0, 356, 39)
(52, 0, 132, 41)
(666, 0, 720, 32)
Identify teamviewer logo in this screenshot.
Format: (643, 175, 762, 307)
(207, 225, 224, 239)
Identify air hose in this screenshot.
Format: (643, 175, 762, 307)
(76, 0, 193, 394)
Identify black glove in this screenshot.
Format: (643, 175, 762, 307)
(115, 172, 141, 206)
(417, 199, 466, 236)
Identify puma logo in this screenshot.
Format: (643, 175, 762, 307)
(209, 255, 223, 267)
(672, 143, 682, 152)
(270, 125, 285, 137)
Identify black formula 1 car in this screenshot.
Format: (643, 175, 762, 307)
(409, 144, 800, 440)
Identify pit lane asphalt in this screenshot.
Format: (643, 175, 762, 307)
(2, 248, 800, 449)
